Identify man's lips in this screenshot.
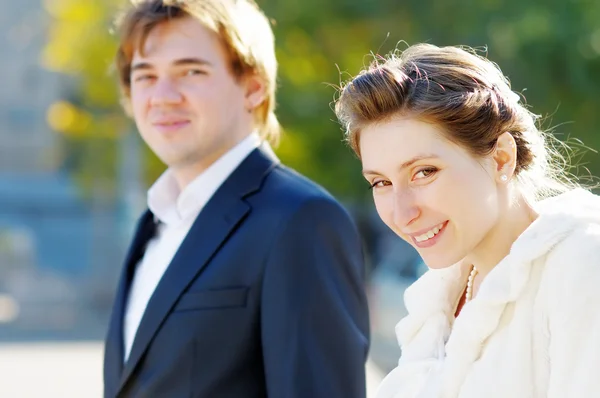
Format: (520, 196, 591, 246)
(151, 119, 190, 132)
(152, 118, 190, 126)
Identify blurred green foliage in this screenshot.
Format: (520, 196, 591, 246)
(43, 0, 600, 202)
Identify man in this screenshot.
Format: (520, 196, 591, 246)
(103, 1, 370, 397)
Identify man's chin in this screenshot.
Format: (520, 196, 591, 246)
(160, 152, 208, 170)
(153, 148, 194, 164)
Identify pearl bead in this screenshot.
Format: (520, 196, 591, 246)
(465, 266, 478, 302)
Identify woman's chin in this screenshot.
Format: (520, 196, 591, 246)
(422, 255, 461, 270)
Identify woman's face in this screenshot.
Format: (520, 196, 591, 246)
(359, 117, 506, 269)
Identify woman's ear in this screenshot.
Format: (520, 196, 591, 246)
(493, 132, 517, 183)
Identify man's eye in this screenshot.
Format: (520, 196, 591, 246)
(185, 69, 206, 76)
(133, 74, 154, 82)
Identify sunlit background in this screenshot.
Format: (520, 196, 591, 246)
(1, 0, 599, 396)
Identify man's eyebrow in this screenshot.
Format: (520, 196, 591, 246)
(131, 62, 153, 73)
(131, 58, 213, 72)
(171, 57, 213, 68)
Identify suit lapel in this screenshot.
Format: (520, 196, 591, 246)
(104, 210, 156, 393)
(117, 145, 279, 392)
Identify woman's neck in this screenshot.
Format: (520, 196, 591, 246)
(465, 194, 538, 280)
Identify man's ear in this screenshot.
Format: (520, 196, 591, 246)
(121, 96, 134, 118)
(243, 74, 266, 112)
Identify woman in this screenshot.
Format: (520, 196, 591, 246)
(334, 43, 600, 397)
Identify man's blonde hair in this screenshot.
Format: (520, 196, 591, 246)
(114, 0, 280, 144)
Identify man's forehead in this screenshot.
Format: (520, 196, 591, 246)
(131, 19, 219, 64)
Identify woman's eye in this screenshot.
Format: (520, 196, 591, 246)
(369, 180, 390, 189)
(413, 167, 438, 180)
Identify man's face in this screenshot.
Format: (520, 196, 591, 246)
(129, 16, 257, 182)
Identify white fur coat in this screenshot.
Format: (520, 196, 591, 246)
(375, 189, 600, 398)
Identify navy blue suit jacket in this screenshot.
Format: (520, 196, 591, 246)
(103, 146, 370, 397)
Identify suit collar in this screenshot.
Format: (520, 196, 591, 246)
(103, 210, 156, 395)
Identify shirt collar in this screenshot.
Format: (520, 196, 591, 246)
(148, 133, 261, 225)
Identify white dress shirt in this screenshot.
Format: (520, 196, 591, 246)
(123, 133, 261, 362)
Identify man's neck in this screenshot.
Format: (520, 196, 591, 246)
(172, 132, 258, 191)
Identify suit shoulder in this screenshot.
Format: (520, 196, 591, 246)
(261, 164, 344, 208)
(245, 164, 358, 234)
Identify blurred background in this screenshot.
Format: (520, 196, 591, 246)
(0, 0, 599, 396)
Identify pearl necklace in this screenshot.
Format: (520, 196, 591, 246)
(465, 266, 478, 302)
